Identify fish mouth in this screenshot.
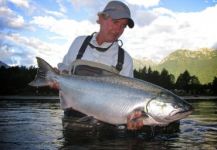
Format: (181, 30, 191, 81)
(154, 104, 194, 123)
(165, 109, 193, 122)
(170, 104, 194, 117)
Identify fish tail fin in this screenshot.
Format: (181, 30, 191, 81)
(29, 57, 58, 87)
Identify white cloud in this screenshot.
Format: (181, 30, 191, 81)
(122, 4, 217, 62)
(1, 0, 217, 66)
(69, 0, 102, 8)
(44, 10, 66, 18)
(56, 0, 67, 13)
(0, 6, 25, 29)
(29, 16, 99, 65)
(28, 3, 217, 63)
(126, 0, 161, 8)
(0, 32, 68, 66)
(30, 16, 98, 40)
(8, 0, 29, 8)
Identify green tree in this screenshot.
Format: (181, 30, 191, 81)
(189, 75, 201, 95)
(175, 70, 202, 94)
(175, 70, 191, 93)
(159, 68, 175, 89)
(211, 77, 217, 95)
(0, 66, 58, 95)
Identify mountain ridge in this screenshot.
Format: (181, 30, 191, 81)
(133, 48, 217, 84)
(0, 61, 9, 68)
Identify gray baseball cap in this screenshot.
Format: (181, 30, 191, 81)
(99, 1, 134, 28)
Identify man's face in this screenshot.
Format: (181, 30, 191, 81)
(99, 17, 128, 43)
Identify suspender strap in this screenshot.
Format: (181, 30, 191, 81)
(116, 47, 124, 71)
(76, 34, 124, 71)
(76, 35, 92, 59)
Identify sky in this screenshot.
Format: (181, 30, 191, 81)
(0, 0, 217, 67)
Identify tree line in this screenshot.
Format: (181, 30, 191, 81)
(134, 66, 217, 95)
(0, 66, 58, 96)
(0, 66, 216, 96)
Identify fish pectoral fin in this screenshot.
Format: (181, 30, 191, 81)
(76, 116, 100, 125)
(76, 116, 94, 123)
(127, 110, 148, 130)
(127, 109, 147, 121)
(127, 108, 162, 130)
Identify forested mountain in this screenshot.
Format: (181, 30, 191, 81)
(156, 48, 217, 84)
(133, 48, 217, 84)
(133, 57, 156, 70)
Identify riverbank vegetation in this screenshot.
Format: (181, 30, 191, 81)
(0, 66, 216, 96)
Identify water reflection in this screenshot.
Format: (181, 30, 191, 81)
(0, 99, 217, 150)
(61, 117, 181, 149)
(189, 100, 217, 124)
(0, 100, 64, 150)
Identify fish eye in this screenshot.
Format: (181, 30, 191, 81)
(159, 92, 167, 98)
(174, 105, 179, 109)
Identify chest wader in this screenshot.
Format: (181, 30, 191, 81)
(63, 34, 125, 128)
(70, 34, 125, 76)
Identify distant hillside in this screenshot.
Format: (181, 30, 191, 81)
(133, 57, 156, 70)
(0, 61, 9, 68)
(154, 48, 217, 84)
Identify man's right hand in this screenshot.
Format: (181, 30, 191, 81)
(127, 110, 144, 130)
(49, 68, 69, 90)
(49, 68, 60, 89)
(49, 81, 60, 90)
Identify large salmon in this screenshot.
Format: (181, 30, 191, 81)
(29, 57, 193, 126)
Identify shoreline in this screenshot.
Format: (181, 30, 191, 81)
(0, 95, 59, 101)
(182, 96, 217, 100)
(0, 95, 217, 100)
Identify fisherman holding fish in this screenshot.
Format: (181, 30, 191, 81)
(30, 0, 193, 131)
(49, 1, 144, 130)
(44, 0, 158, 131)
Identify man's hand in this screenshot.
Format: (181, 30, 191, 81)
(48, 68, 70, 90)
(49, 68, 69, 90)
(49, 81, 60, 90)
(49, 68, 60, 89)
(127, 110, 144, 130)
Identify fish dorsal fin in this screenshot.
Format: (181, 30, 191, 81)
(29, 57, 57, 87)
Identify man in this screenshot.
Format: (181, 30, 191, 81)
(53, 1, 143, 130)
(58, 0, 134, 77)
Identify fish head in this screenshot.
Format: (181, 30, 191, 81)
(144, 91, 193, 125)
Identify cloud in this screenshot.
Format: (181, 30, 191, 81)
(1, 0, 217, 67)
(69, 0, 103, 9)
(44, 10, 66, 18)
(122, 4, 217, 62)
(56, 0, 67, 13)
(0, 35, 35, 66)
(0, 6, 25, 30)
(133, 9, 157, 26)
(212, 42, 217, 49)
(8, 0, 29, 8)
(126, 0, 161, 8)
(30, 15, 98, 40)
(0, 42, 13, 58)
(0, 32, 55, 66)
(3, 33, 48, 52)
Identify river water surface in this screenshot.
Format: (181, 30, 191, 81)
(0, 98, 217, 150)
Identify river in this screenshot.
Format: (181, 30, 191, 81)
(0, 98, 216, 150)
